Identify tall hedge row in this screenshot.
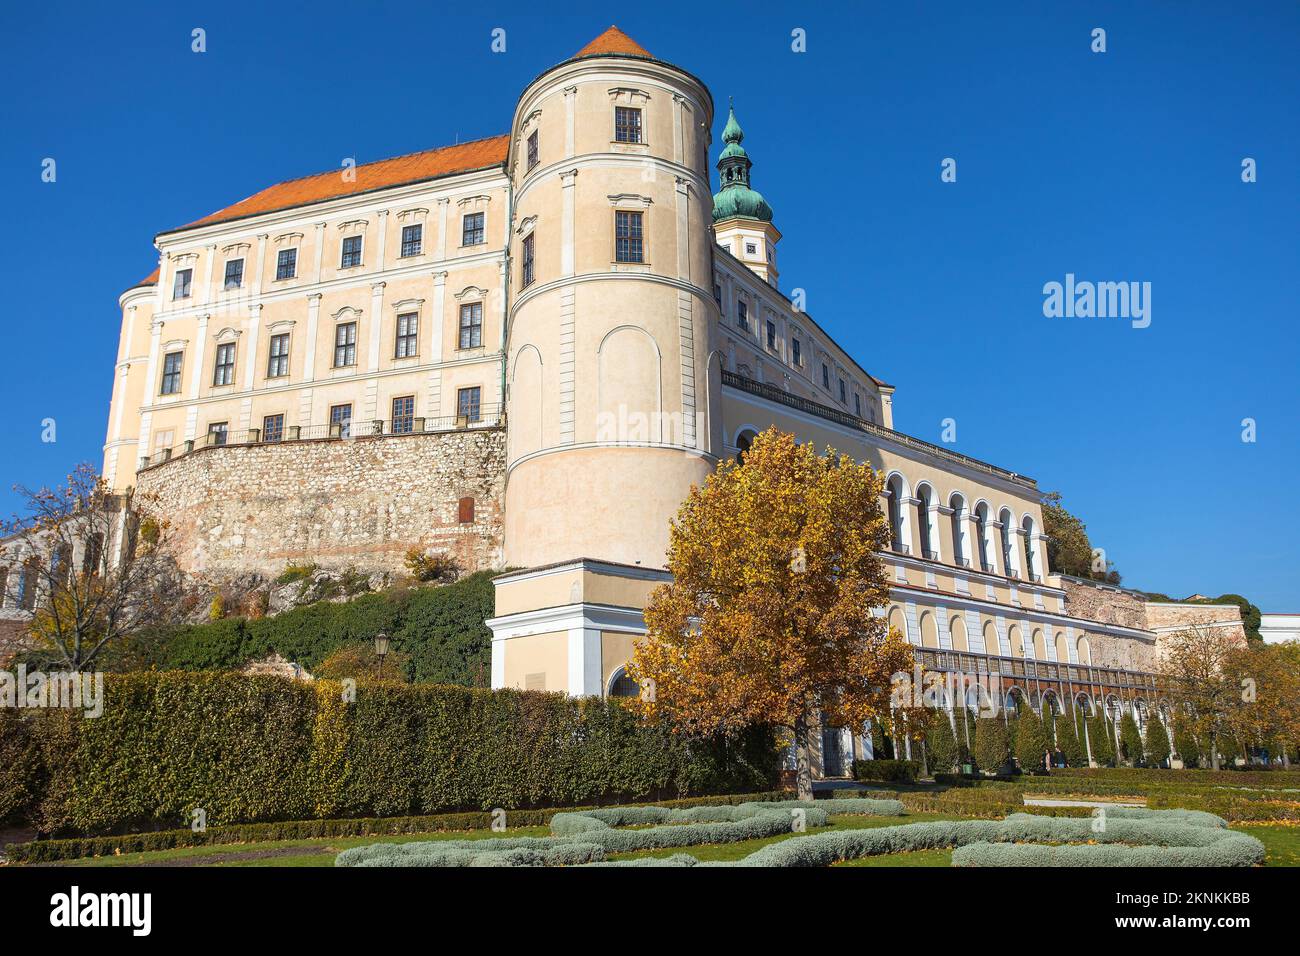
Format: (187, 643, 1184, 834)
(115, 571, 499, 685)
(1, 672, 778, 837)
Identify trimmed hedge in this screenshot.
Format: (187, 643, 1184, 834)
(2, 671, 778, 839)
(117, 572, 499, 685)
(852, 758, 921, 783)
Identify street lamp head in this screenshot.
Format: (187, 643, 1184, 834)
(374, 632, 390, 658)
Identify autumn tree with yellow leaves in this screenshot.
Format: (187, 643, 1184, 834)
(628, 428, 914, 799)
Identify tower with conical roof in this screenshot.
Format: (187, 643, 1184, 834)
(712, 103, 781, 287)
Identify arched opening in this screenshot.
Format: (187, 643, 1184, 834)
(998, 508, 1018, 578)
(887, 605, 909, 644)
(735, 428, 758, 465)
(948, 493, 969, 567)
(981, 621, 996, 656)
(949, 614, 968, 652)
(1008, 625, 1024, 659)
(607, 667, 640, 698)
(1032, 628, 1047, 660)
(1021, 514, 1040, 581)
(1077, 636, 1092, 666)
(884, 474, 910, 554)
(973, 502, 992, 571)
(1054, 631, 1069, 664)
(919, 610, 939, 649)
(915, 483, 937, 560)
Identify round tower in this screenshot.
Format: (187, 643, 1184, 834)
(502, 27, 720, 570)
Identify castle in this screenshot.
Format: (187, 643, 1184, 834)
(47, 26, 1243, 771)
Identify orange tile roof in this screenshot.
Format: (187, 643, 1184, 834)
(139, 267, 159, 286)
(167, 134, 510, 234)
(574, 25, 652, 59)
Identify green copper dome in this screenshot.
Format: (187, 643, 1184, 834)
(712, 104, 773, 223)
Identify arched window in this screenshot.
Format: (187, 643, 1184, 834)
(915, 484, 935, 559)
(1054, 631, 1068, 663)
(948, 493, 969, 567)
(1077, 636, 1092, 666)
(1032, 628, 1046, 660)
(973, 502, 991, 571)
(884, 475, 909, 554)
(735, 429, 757, 465)
(1021, 515, 1039, 581)
(608, 668, 640, 698)
(998, 508, 1018, 578)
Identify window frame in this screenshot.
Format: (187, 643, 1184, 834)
(457, 386, 482, 423)
(333, 321, 358, 368)
(458, 302, 484, 350)
(395, 312, 419, 359)
(267, 332, 291, 378)
(275, 247, 297, 280)
(223, 258, 245, 291)
(172, 268, 193, 300)
(340, 235, 363, 269)
(462, 212, 485, 247)
(765, 319, 776, 350)
(391, 394, 415, 435)
(207, 421, 229, 446)
(400, 223, 423, 258)
(614, 209, 644, 263)
(329, 403, 353, 439)
(614, 106, 643, 144)
(526, 130, 539, 171)
(262, 413, 285, 443)
(737, 299, 748, 332)
(520, 232, 535, 288)
(160, 350, 184, 395)
(213, 342, 237, 387)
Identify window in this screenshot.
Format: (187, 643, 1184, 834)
(262, 414, 284, 443)
(17, 560, 37, 611)
(821, 363, 830, 389)
(614, 106, 642, 143)
(340, 235, 362, 268)
(765, 320, 776, 350)
(153, 430, 174, 455)
(334, 322, 357, 367)
(208, 421, 229, 447)
(172, 268, 193, 300)
(458, 302, 483, 349)
(839, 379, 847, 404)
(400, 224, 422, 258)
(462, 212, 485, 246)
(457, 386, 481, 423)
(329, 403, 353, 438)
(223, 258, 244, 290)
(521, 233, 535, 288)
(275, 248, 297, 280)
(609, 668, 640, 698)
(395, 312, 418, 358)
(391, 395, 415, 434)
(160, 351, 183, 395)
(745, 242, 757, 255)
(791, 337, 801, 367)
(615, 210, 644, 263)
(737, 300, 748, 331)
(526, 130, 539, 170)
(213, 342, 236, 386)
(267, 333, 290, 378)
(713, 284, 722, 306)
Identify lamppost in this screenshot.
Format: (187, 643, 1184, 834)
(374, 631, 390, 680)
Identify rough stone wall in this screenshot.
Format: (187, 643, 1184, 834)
(1087, 630, 1158, 673)
(1059, 577, 1148, 630)
(134, 428, 506, 578)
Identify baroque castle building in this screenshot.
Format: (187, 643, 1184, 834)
(78, 27, 1243, 773)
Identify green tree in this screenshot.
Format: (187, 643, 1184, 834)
(972, 718, 1008, 773)
(1056, 710, 1087, 767)
(925, 710, 959, 774)
(1144, 716, 1172, 766)
(1088, 713, 1115, 766)
(1014, 703, 1049, 771)
(1041, 491, 1094, 578)
(1172, 714, 1200, 767)
(1119, 712, 1144, 765)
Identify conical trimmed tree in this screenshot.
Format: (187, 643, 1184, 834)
(1119, 712, 1144, 766)
(1145, 716, 1172, 767)
(972, 718, 1008, 774)
(926, 710, 959, 775)
(1088, 713, 1115, 766)
(1173, 715, 1200, 767)
(1056, 710, 1087, 767)
(1014, 702, 1049, 772)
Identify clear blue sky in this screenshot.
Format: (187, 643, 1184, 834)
(2, 2, 1296, 608)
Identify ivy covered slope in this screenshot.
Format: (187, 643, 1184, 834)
(119, 570, 500, 685)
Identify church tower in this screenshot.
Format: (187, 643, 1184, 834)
(500, 27, 721, 572)
(711, 104, 781, 287)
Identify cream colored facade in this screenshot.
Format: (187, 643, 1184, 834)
(96, 29, 1234, 773)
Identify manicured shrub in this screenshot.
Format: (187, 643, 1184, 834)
(972, 718, 1008, 773)
(0, 709, 41, 825)
(1119, 713, 1144, 766)
(851, 758, 920, 783)
(2, 672, 778, 838)
(1014, 704, 1048, 772)
(1087, 714, 1116, 766)
(1054, 711, 1087, 768)
(1172, 717, 1200, 767)
(1145, 717, 1172, 766)
(925, 711, 959, 775)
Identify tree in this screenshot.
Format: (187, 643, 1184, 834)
(1056, 709, 1087, 767)
(1144, 715, 1172, 766)
(1088, 713, 1115, 766)
(7, 465, 179, 672)
(1014, 702, 1049, 772)
(629, 428, 914, 799)
(1041, 491, 1121, 583)
(1172, 713, 1201, 767)
(926, 710, 959, 775)
(1157, 625, 1247, 770)
(1118, 712, 1144, 765)
(1193, 594, 1263, 644)
(972, 718, 1008, 774)
(1223, 640, 1300, 765)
